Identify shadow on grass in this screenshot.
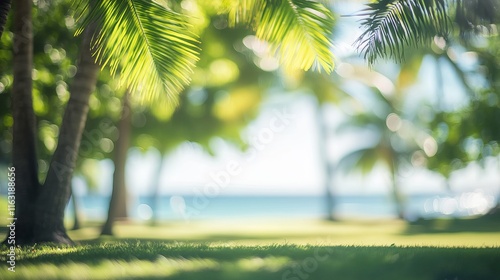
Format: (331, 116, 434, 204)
(404, 212, 500, 235)
(3, 240, 500, 280)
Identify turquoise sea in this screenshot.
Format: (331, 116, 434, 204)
(70, 192, 497, 222)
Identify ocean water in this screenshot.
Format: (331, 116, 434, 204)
(69, 193, 496, 222)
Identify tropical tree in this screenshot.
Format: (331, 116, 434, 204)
(6, 0, 335, 245)
(10, 0, 38, 244)
(355, 0, 500, 64)
(353, 0, 500, 216)
(336, 94, 411, 219)
(0, 0, 104, 232)
(334, 62, 439, 219)
(101, 90, 132, 235)
(6, 0, 197, 244)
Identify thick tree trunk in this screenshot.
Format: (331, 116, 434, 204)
(33, 25, 99, 244)
(8, 0, 39, 245)
(0, 0, 11, 38)
(101, 91, 131, 236)
(316, 103, 335, 221)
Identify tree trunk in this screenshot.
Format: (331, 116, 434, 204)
(150, 155, 165, 226)
(71, 184, 81, 230)
(33, 25, 99, 244)
(390, 160, 405, 219)
(0, 0, 11, 38)
(316, 103, 335, 221)
(101, 90, 132, 236)
(8, 0, 39, 245)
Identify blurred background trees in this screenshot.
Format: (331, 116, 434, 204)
(1, 0, 499, 240)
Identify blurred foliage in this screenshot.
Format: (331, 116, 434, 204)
(0, 0, 86, 178)
(426, 36, 500, 177)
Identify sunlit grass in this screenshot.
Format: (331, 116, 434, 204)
(69, 218, 500, 247)
(1, 240, 499, 279)
(1, 218, 499, 279)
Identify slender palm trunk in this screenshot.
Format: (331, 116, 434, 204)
(0, 0, 11, 38)
(9, 0, 39, 245)
(316, 103, 335, 221)
(389, 159, 405, 219)
(101, 91, 132, 236)
(150, 155, 165, 226)
(33, 25, 99, 244)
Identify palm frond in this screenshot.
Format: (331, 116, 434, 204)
(225, 0, 265, 26)
(355, 0, 449, 65)
(227, 0, 335, 73)
(76, 0, 199, 103)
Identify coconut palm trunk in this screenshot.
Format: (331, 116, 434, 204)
(9, 0, 39, 244)
(316, 103, 335, 221)
(101, 90, 132, 236)
(389, 157, 405, 219)
(33, 25, 99, 244)
(0, 0, 11, 38)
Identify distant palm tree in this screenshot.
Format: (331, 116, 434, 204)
(336, 86, 419, 219)
(101, 90, 132, 236)
(355, 0, 500, 65)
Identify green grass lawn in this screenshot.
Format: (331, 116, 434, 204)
(1, 218, 499, 279)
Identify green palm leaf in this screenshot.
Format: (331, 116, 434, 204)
(226, 0, 335, 73)
(355, 0, 449, 65)
(76, 0, 199, 103)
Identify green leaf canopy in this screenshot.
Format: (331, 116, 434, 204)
(77, 0, 200, 103)
(226, 0, 335, 73)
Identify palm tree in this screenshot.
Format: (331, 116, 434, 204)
(32, 23, 100, 244)
(8, 0, 335, 244)
(101, 90, 131, 236)
(355, 0, 500, 65)
(337, 108, 409, 219)
(316, 103, 336, 220)
(335, 74, 421, 219)
(11, 0, 38, 244)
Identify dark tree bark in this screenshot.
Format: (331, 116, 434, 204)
(101, 91, 132, 236)
(70, 184, 81, 230)
(33, 25, 99, 244)
(0, 0, 11, 38)
(9, 0, 39, 245)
